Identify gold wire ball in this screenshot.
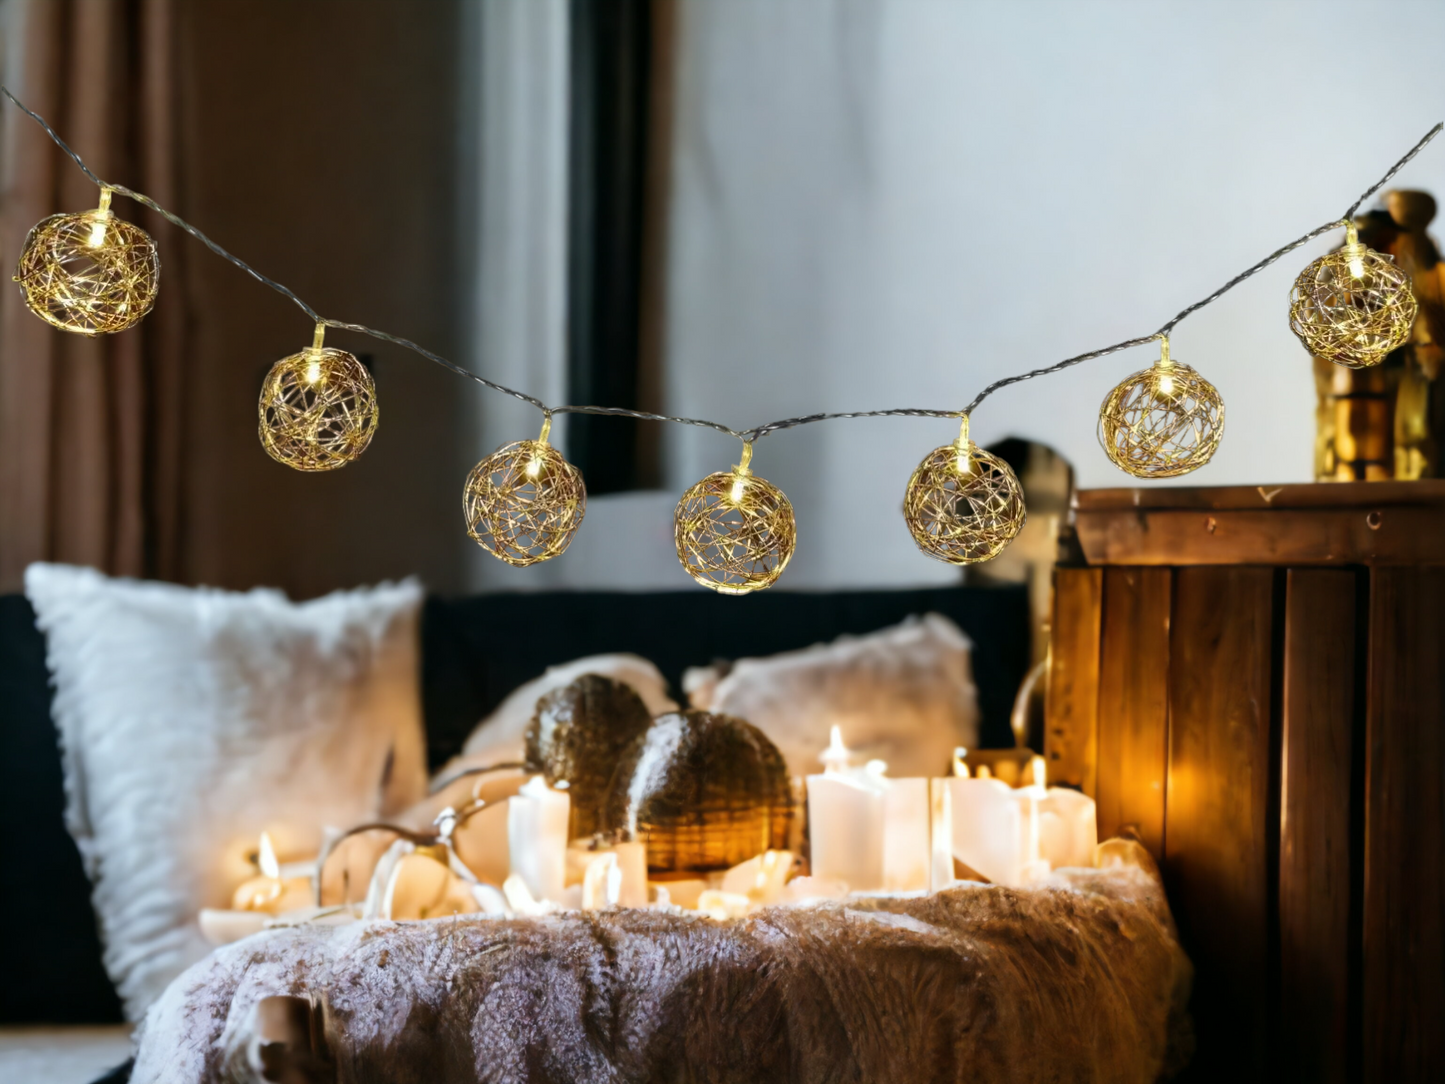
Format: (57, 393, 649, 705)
(1098, 343, 1224, 478)
(675, 448, 796, 595)
(903, 424, 1026, 565)
(463, 435, 586, 566)
(14, 191, 159, 335)
(1289, 224, 1417, 369)
(258, 338, 378, 471)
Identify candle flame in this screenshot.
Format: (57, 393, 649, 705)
(952, 747, 969, 777)
(975, 764, 992, 780)
(820, 725, 851, 774)
(1031, 755, 1047, 788)
(257, 831, 280, 879)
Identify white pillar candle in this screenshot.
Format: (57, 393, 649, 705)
(1039, 787, 1098, 869)
(882, 778, 931, 893)
(1013, 755, 1053, 884)
(947, 773, 1022, 886)
(508, 776, 570, 904)
(807, 773, 885, 892)
(613, 841, 649, 908)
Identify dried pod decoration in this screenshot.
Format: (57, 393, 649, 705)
(14, 187, 160, 334)
(675, 442, 796, 594)
(526, 674, 654, 840)
(607, 710, 792, 877)
(1098, 336, 1224, 478)
(903, 414, 1025, 564)
(464, 415, 587, 566)
(1290, 219, 1418, 369)
(259, 324, 379, 471)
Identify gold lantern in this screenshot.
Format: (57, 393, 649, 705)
(675, 443, 796, 594)
(606, 710, 792, 878)
(1290, 219, 1418, 369)
(903, 414, 1026, 564)
(527, 674, 654, 840)
(259, 324, 379, 471)
(463, 415, 587, 566)
(13, 188, 159, 335)
(1098, 336, 1224, 478)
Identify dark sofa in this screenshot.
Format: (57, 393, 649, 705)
(0, 583, 1029, 1025)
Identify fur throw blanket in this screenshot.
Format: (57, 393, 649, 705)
(134, 859, 1191, 1083)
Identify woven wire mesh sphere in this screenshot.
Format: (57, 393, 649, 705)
(1098, 345, 1223, 479)
(675, 451, 796, 595)
(1289, 225, 1417, 369)
(463, 438, 586, 567)
(14, 191, 159, 335)
(903, 433, 1026, 565)
(259, 339, 378, 471)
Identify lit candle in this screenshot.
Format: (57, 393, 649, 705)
(508, 776, 570, 904)
(231, 832, 312, 914)
(806, 730, 885, 892)
(720, 849, 793, 905)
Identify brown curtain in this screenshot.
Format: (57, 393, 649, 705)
(0, 0, 186, 591)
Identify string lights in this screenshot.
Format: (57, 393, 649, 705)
(259, 324, 379, 471)
(463, 415, 587, 566)
(1289, 219, 1418, 368)
(1097, 336, 1224, 479)
(3, 84, 1440, 591)
(675, 443, 796, 594)
(13, 187, 159, 334)
(903, 415, 1025, 564)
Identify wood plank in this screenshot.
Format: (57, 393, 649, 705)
(1094, 567, 1170, 856)
(1074, 504, 1445, 568)
(1165, 566, 1276, 1077)
(1364, 568, 1445, 1080)
(1075, 478, 1445, 512)
(1279, 569, 1358, 1084)
(1044, 567, 1102, 794)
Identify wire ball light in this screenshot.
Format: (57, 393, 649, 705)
(1098, 337, 1224, 478)
(463, 416, 587, 566)
(259, 324, 379, 471)
(13, 188, 159, 335)
(1289, 219, 1418, 369)
(675, 443, 796, 594)
(903, 415, 1026, 565)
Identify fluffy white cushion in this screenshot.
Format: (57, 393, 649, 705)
(24, 564, 428, 1021)
(454, 653, 678, 769)
(689, 614, 979, 779)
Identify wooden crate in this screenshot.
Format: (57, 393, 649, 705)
(1046, 481, 1445, 1082)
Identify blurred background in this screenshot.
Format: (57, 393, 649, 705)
(2, 0, 1444, 599)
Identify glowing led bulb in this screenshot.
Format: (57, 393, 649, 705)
(304, 356, 322, 384)
(1158, 372, 1175, 396)
(1348, 253, 1366, 279)
(85, 188, 112, 248)
(526, 456, 543, 479)
(730, 476, 746, 503)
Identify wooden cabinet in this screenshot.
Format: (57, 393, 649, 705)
(1046, 481, 1445, 1082)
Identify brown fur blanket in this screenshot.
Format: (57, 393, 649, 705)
(134, 860, 1190, 1083)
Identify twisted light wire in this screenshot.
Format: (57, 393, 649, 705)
(3, 86, 1438, 445)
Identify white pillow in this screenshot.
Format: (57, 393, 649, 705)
(453, 653, 677, 769)
(690, 614, 979, 779)
(24, 564, 427, 1020)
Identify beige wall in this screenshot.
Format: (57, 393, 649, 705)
(175, 0, 475, 597)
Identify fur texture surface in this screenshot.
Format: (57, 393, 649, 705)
(24, 565, 428, 1021)
(134, 861, 1190, 1084)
